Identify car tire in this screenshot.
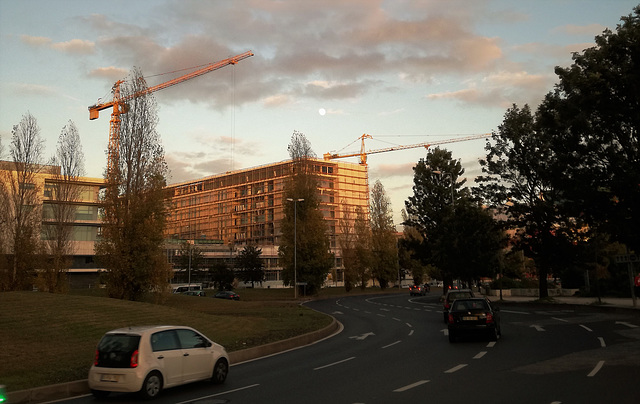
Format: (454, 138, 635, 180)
(448, 331, 456, 343)
(443, 313, 448, 324)
(212, 358, 229, 384)
(91, 389, 110, 399)
(139, 371, 163, 399)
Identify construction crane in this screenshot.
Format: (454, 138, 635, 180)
(323, 133, 491, 165)
(88, 50, 254, 175)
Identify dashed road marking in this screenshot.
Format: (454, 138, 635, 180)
(393, 380, 430, 392)
(587, 360, 605, 377)
(382, 340, 401, 349)
(473, 351, 487, 359)
(444, 364, 467, 373)
(579, 324, 593, 332)
(314, 356, 356, 370)
(598, 337, 606, 348)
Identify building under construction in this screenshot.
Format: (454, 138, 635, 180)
(164, 158, 370, 286)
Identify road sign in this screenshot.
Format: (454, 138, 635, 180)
(615, 254, 638, 264)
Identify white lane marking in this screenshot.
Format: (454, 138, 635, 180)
(377, 314, 386, 318)
(176, 384, 260, 404)
(487, 341, 497, 348)
(352, 308, 360, 312)
(380, 308, 390, 312)
(349, 332, 375, 341)
(406, 322, 413, 328)
(550, 401, 562, 404)
(441, 328, 449, 336)
(382, 340, 402, 349)
(332, 311, 343, 315)
(473, 351, 487, 359)
(531, 324, 546, 332)
(444, 364, 468, 373)
(393, 380, 430, 392)
(580, 324, 593, 332)
(587, 360, 605, 377)
(314, 356, 356, 371)
(615, 321, 638, 328)
(598, 337, 606, 348)
(393, 317, 402, 322)
(552, 317, 569, 322)
(501, 309, 530, 315)
(408, 330, 414, 336)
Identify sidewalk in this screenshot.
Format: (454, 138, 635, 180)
(490, 294, 640, 310)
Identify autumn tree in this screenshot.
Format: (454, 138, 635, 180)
(0, 112, 46, 291)
(95, 67, 172, 301)
(279, 131, 333, 295)
(236, 245, 265, 287)
(175, 241, 205, 284)
(369, 180, 398, 289)
(39, 121, 85, 293)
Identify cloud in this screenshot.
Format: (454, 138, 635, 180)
(11, 83, 57, 97)
(87, 66, 128, 81)
(21, 35, 94, 54)
(554, 23, 606, 36)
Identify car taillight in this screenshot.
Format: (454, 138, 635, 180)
(448, 314, 454, 324)
(94, 350, 99, 366)
(486, 313, 494, 323)
(130, 350, 139, 368)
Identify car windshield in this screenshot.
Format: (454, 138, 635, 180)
(96, 334, 141, 368)
(453, 300, 488, 311)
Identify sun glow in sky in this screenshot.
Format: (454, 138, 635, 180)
(0, 0, 637, 225)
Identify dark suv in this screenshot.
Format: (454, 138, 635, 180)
(442, 289, 475, 323)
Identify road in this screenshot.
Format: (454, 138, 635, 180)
(58, 293, 640, 403)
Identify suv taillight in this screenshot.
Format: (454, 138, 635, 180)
(448, 314, 454, 324)
(486, 313, 494, 323)
(130, 349, 139, 368)
(94, 350, 99, 366)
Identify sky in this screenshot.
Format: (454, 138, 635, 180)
(1, 0, 637, 225)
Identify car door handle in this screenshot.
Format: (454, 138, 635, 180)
(183, 353, 189, 357)
(157, 355, 164, 359)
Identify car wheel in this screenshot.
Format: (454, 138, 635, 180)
(443, 313, 448, 324)
(212, 358, 229, 384)
(139, 371, 163, 399)
(91, 389, 110, 399)
(448, 331, 456, 343)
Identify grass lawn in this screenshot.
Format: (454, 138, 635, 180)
(0, 286, 403, 392)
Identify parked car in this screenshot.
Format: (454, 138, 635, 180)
(409, 284, 426, 296)
(422, 283, 431, 293)
(88, 325, 229, 399)
(447, 298, 501, 342)
(183, 290, 206, 297)
(442, 289, 475, 323)
(214, 290, 240, 300)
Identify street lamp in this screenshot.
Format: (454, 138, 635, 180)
(286, 198, 304, 299)
(433, 170, 454, 208)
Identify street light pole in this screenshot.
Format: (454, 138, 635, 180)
(286, 198, 304, 299)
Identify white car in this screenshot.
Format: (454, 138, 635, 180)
(88, 325, 229, 399)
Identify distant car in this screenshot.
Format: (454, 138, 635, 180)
(183, 290, 206, 297)
(447, 298, 501, 342)
(88, 325, 229, 399)
(442, 289, 475, 323)
(214, 290, 240, 300)
(409, 284, 426, 296)
(422, 283, 431, 293)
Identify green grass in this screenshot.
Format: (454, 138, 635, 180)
(0, 287, 404, 392)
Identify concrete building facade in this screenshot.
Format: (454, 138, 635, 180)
(164, 158, 370, 285)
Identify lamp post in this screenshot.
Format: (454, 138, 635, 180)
(286, 198, 304, 299)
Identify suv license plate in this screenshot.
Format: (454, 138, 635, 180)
(462, 316, 477, 321)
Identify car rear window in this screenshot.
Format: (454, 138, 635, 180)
(449, 292, 473, 300)
(96, 334, 141, 368)
(453, 300, 488, 311)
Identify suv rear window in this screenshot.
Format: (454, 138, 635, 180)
(96, 334, 141, 368)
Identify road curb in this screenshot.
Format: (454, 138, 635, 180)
(6, 318, 340, 404)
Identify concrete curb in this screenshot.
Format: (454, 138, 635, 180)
(6, 318, 341, 404)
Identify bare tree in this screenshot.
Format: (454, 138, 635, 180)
(95, 67, 172, 301)
(39, 121, 85, 292)
(0, 112, 46, 290)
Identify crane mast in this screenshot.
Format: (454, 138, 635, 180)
(323, 133, 491, 165)
(89, 50, 254, 175)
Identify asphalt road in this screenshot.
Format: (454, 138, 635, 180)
(58, 293, 640, 404)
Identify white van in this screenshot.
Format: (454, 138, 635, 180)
(171, 284, 202, 294)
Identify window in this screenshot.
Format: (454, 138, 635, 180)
(176, 329, 208, 349)
(151, 331, 180, 352)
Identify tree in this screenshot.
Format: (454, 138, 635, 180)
(95, 67, 172, 301)
(0, 112, 46, 291)
(538, 7, 640, 253)
(175, 241, 205, 284)
(369, 180, 398, 289)
(236, 245, 265, 287)
(39, 121, 85, 293)
(279, 131, 333, 295)
(475, 105, 573, 298)
(398, 209, 428, 285)
(209, 260, 235, 291)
